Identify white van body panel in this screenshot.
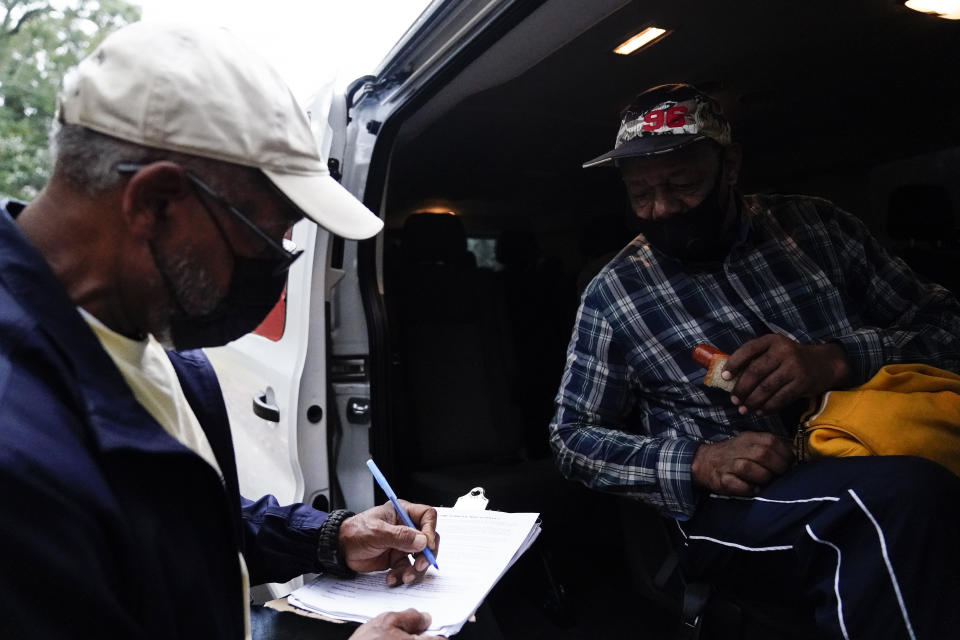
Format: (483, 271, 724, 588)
(205, 219, 319, 505)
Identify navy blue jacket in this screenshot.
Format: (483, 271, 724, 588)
(0, 201, 329, 638)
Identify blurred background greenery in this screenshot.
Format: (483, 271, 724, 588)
(1, 0, 140, 200)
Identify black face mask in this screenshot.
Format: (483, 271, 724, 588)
(156, 246, 287, 351)
(633, 168, 738, 264)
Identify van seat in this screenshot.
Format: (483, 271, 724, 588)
(393, 213, 523, 469)
(389, 211, 584, 566)
(399, 212, 477, 267)
(495, 228, 576, 459)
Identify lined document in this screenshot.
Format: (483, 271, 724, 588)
(288, 507, 541, 636)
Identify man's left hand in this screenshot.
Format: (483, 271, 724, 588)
(339, 501, 439, 587)
(722, 334, 851, 415)
(348, 609, 444, 640)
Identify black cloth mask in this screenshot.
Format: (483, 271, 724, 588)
(633, 167, 738, 264)
(155, 245, 287, 351)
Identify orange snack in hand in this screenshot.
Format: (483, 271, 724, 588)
(692, 344, 736, 393)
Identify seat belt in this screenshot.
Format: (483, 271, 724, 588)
(678, 581, 712, 640)
(653, 549, 680, 589)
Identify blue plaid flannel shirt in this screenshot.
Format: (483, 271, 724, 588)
(549, 193, 960, 518)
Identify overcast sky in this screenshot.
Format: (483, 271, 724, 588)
(132, 0, 433, 102)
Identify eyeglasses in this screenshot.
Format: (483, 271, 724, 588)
(116, 162, 303, 274)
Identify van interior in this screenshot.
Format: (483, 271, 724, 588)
(360, 1, 960, 637)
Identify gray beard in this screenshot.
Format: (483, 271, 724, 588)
(149, 245, 223, 349)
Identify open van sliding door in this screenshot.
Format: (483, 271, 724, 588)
(205, 221, 324, 507)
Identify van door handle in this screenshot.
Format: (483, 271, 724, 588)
(252, 387, 280, 422)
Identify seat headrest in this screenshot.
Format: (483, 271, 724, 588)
(496, 228, 540, 271)
(402, 213, 471, 265)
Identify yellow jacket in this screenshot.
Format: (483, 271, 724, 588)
(802, 364, 960, 476)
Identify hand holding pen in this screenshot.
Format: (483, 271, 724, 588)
(337, 462, 440, 586)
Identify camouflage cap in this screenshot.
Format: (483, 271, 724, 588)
(583, 83, 731, 168)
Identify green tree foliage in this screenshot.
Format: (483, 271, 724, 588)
(0, 0, 140, 199)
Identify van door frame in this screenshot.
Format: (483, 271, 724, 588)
(340, 0, 549, 487)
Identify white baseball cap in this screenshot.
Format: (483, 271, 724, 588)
(58, 21, 383, 240)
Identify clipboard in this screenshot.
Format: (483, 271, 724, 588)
(268, 487, 491, 621)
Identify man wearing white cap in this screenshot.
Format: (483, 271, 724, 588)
(550, 83, 960, 637)
(0, 23, 440, 639)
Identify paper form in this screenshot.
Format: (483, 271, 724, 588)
(288, 507, 540, 636)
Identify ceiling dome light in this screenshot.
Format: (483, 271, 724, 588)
(614, 27, 668, 55)
(904, 0, 960, 19)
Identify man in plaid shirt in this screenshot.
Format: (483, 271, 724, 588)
(550, 83, 960, 638)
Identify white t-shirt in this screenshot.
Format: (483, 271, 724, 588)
(80, 309, 252, 640)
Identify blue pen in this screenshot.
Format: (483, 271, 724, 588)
(366, 458, 439, 570)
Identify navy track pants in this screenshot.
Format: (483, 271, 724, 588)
(676, 456, 960, 639)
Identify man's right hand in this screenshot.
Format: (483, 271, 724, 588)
(348, 609, 444, 640)
(690, 431, 794, 495)
(339, 501, 439, 586)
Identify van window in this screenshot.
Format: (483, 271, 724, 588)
(466, 236, 500, 269)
